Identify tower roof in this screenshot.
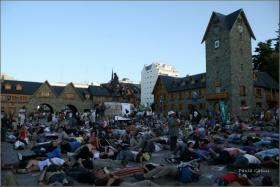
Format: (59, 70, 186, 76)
(201, 9, 256, 43)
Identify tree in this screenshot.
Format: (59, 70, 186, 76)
(252, 29, 279, 82)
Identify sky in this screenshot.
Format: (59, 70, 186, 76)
(1, 1, 279, 84)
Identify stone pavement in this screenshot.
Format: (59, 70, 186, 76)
(1, 142, 279, 186)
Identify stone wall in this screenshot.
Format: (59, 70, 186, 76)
(229, 13, 254, 118)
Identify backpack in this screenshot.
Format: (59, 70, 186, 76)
(177, 165, 199, 183)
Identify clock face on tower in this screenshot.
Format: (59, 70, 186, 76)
(238, 25, 243, 33)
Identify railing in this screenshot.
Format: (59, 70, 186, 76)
(205, 92, 228, 100)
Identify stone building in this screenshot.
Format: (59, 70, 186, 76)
(153, 9, 279, 119)
(1, 73, 140, 116)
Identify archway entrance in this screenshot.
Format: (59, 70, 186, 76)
(65, 105, 78, 114)
(37, 103, 53, 113)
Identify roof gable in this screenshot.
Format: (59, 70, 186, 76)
(59, 82, 83, 100)
(32, 80, 57, 98)
(152, 76, 167, 94)
(202, 9, 255, 43)
(228, 9, 256, 40)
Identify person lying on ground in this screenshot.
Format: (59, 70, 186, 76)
(143, 160, 201, 183)
(94, 167, 157, 186)
(16, 157, 69, 173)
(38, 164, 72, 186)
(67, 143, 95, 161)
(212, 172, 255, 186)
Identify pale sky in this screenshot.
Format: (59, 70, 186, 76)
(1, 1, 279, 83)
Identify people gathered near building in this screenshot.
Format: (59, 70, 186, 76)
(1, 104, 279, 186)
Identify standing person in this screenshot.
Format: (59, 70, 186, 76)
(168, 111, 179, 152)
(90, 109, 96, 124)
(1, 111, 9, 141)
(18, 106, 26, 127)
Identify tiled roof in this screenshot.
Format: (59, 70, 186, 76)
(156, 71, 278, 93)
(52, 86, 65, 95)
(88, 85, 112, 96)
(76, 87, 90, 97)
(1, 80, 42, 95)
(254, 72, 279, 90)
(158, 73, 206, 92)
(202, 9, 256, 43)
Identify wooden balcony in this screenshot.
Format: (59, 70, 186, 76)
(205, 92, 228, 100)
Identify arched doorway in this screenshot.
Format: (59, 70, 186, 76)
(65, 104, 78, 114)
(37, 103, 53, 113)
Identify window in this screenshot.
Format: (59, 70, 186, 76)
(238, 25, 243, 32)
(201, 75, 206, 82)
(256, 102, 262, 108)
(85, 93, 90, 99)
(4, 83, 11, 90)
(40, 91, 50, 97)
(255, 88, 262, 97)
(216, 87, 221, 93)
(214, 40, 220, 48)
(191, 79, 195, 84)
(213, 26, 220, 34)
(240, 86, 246, 96)
(241, 64, 243, 71)
(179, 92, 183, 100)
(16, 84, 22, 91)
(188, 91, 192, 99)
(216, 70, 219, 79)
(179, 103, 183, 111)
(12, 96, 17, 101)
(216, 56, 219, 63)
(170, 93, 174, 101)
(188, 104, 193, 111)
(240, 48, 243, 56)
(237, 18, 242, 24)
(1, 95, 7, 101)
(200, 89, 205, 97)
(241, 100, 247, 106)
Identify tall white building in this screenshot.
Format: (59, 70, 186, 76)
(141, 63, 179, 107)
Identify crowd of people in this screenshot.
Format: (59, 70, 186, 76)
(1, 104, 279, 186)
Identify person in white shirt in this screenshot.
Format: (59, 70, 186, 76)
(243, 154, 261, 165)
(17, 157, 68, 173)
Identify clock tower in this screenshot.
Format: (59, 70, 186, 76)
(202, 9, 256, 119)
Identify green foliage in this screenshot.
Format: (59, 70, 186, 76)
(252, 28, 279, 82)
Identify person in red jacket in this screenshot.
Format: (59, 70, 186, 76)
(18, 125, 28, 146)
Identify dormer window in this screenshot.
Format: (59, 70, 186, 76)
(214, 40, 220, 48)
(85, 93, 90, 99)
(191, 79, 195, 84)
(201, 75, 206, 82)
(16, 84, 22, 91)
(4, 83, 11, 90)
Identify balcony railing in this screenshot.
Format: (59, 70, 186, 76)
(205, 92, 228, 100)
